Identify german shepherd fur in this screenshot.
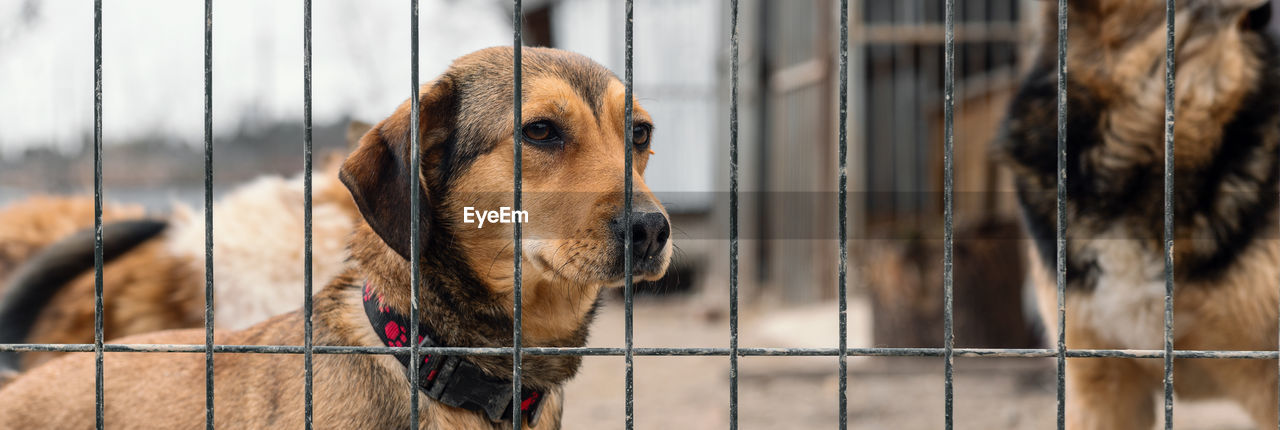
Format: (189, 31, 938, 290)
(0, 47, 670, 429)
(998, 0, 1280, 427)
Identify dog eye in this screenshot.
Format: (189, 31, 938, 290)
(632, 124, 652, 148)
(521, 121, 561, 145)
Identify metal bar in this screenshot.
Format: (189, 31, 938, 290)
(727, 0, 740, 426)
(511, 0, 524, 427)
(837, 0, 849, 427)
(1054, 0, 1069, 428)
(623, 0, 635, 427)
(301, 0, 314, 426)
(408, 0, 422, 426)
(92, 0, 104, 426)
(13, 2, 1270, 428)
(942, 0, 956, 427)
(203, 0, 215, 427)
(1161, 0, 1177, 427)
(2, 344, 1277, 359)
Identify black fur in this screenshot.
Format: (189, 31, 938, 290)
(0, 219, 168, 371)
(342, 48, 617, 393)
(438, 48, 618, 187)
(997, 26, 1280, 291)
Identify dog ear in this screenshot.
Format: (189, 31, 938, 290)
(1243, 0, 1272, 31)
(339, 79, 456, 261)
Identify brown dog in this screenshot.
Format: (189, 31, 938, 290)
(0, 47, 671, 429)
(998, 0, 1278, 428)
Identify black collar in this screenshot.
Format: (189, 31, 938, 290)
(362, 281, 545, 425)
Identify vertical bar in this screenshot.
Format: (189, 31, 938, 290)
(511, 0, 524, 427)
(727, 0, 740, 426)
(92, 0, 104, 427)
(1054, 0, 1069, 428)
(836, 0, 849, 427)
(301, 0, 314, 426)
(203, 0, 215, 427)
(408, 0, 422, 426)
(941, 0, 956, 428)
(623, 0, 636, 427)
(1161, 0, 1176, 427)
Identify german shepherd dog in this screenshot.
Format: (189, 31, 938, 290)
(998, 0, 1279, 427)
(0, 47, 670, 429)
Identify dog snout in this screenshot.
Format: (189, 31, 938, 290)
(610, 211, 670, 261)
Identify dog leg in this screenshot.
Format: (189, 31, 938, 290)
(1065, 357, 1158, 430)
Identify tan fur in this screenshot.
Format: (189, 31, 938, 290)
(1030, 237, 1280, 427)
(1062, 0, 1264, 172)
(166, 155, 360, 330)
(0, 287, 565, 429)
(445, 78, 663, 343)
(0, 197, 145, 288)
(22, 240, 204, 369)
(0, 48, 667, 428)
(1002, 1, 1280, 428)
(7, 150, 361, 372)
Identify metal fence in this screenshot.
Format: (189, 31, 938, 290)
(0, 0, 1274, 429)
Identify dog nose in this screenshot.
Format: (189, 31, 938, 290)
(611, 211, 670, 261)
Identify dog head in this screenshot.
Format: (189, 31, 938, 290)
(340, 47, 671, 292)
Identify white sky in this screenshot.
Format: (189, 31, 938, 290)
(0, 0, 511, 155)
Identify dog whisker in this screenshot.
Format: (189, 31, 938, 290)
(485, 240, 515, 279)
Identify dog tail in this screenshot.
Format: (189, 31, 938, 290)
(0, 219, 168, 373)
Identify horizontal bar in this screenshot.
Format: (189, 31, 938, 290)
(3, 344, 1278, 359)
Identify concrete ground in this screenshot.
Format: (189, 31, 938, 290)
(562, 296, 1257, 429)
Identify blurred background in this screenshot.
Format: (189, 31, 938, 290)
(0, 0, 1263, 428)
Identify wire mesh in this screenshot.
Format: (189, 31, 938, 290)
(6, 0, 1273, 428)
